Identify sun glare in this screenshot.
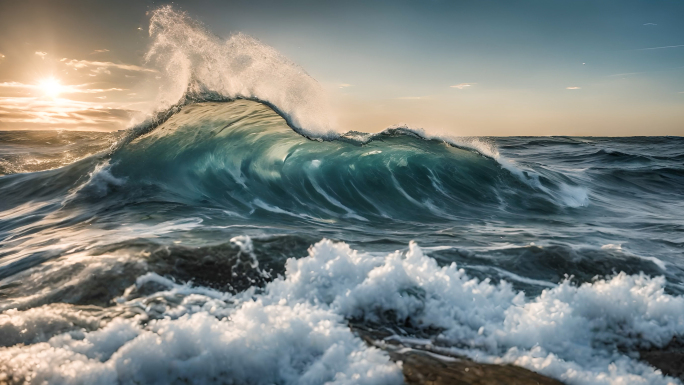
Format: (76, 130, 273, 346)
(38, 77, 64, 98)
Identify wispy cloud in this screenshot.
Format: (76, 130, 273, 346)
(608, 72, 640, 77)
(396, 96, 427, 100)
(450, 83, 476, 89)
(0, 82, 35, 90)
(566, 86, 581, 90)
(35, 51, 48, 59)
(637, 44, 684, 51)
(62, 59, 156, 73)
(0, 81, 125, 94)
(338, 83, 352, 89)
(91, 49, 110, 54)
(643, 23, 658, 26)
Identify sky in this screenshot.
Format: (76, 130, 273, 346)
(0, 0, 682, 136)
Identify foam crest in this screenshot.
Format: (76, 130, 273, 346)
(144, 6, 337, 138)
(381, 125, 501, 159)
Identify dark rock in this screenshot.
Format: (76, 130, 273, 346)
(353, 326, 564, 385)
(395, 350, 565, 385)
(640, 338, 684, 381)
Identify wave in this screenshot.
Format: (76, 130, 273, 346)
(0, 100, 589, 232)
(0, 6, 589, 219)
(66, 101, 586, 224)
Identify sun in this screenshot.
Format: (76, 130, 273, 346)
(38, 77, 64, 98)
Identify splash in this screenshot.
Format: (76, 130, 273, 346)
(144, 6, 337, 139)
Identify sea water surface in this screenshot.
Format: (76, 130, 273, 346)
(2, 6, 684, 385)
(1, 100, 684, 384)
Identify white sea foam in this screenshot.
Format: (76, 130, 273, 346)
(0, 276, 402, 384)
(0, 305, 100, 348)
(230, 235, 271, 278)
(376, 124, 500, 159)
(250, 240, 684, 384)
(2, 239, 681, 384)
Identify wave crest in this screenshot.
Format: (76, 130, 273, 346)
(145, 6, 337, 138)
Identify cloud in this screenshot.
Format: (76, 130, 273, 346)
(0, 53, 5, 59)
(450, 83, 476, 89)
(396, 96, 427, 100)
(62, 59, 156, 73)
(643, 23, 658, 26)
(566, 86, 581, 90)
(74, 87, 125, 93)
(35, 51, 48, 59)
(0, 82, 33, 89)
(637, 44, 684, 51)
(338, 83, 352, 89)
(0, 81, 125, 94)
(608, 72, 640, 77)
(91, 49, 110, 54)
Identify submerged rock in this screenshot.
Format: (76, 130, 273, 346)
(395, 350, 564, 385)
(354, 326, 564, 385)
(640, 338, 684, 381)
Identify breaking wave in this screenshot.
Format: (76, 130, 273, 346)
(141, 6, 337, 139)
(1, 6, 684, 385)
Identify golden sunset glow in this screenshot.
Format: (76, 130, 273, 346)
(37, 77, 64, 98)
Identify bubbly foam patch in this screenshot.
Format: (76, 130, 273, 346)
(245, 240, 683, 384)
(0, 284, 402, 384)
(2, 239, 681, 384)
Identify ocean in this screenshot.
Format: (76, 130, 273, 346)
(1, 6, 684, 385)
(1, 100, 684, 384)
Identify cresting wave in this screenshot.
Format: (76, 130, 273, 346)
(139, 6, 337, 139)
(65, 100, 588, 226)
(81, 5, 587, 212)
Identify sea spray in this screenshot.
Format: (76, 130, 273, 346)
(145, 6, 338, 138)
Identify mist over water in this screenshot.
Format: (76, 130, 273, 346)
(1, 6, 684, 385)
